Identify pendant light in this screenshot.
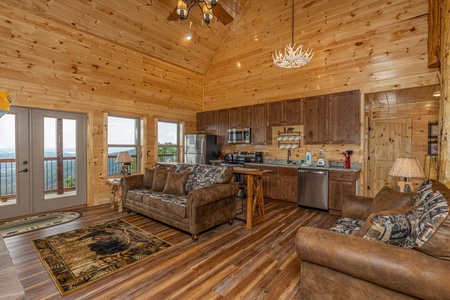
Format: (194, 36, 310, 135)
(272, 0, 314, 68)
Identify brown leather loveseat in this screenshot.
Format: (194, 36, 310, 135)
(296, 180, 450, 299)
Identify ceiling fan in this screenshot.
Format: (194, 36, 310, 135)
(167, 0, 235, 25)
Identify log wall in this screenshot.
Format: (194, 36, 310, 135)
(0, 4, 203, 206)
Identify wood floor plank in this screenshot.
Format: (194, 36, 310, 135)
(2, 200, 339, 299)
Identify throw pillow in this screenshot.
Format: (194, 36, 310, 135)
(152, 168, 170, 192)
(357, 206, 424, 248)
(162, 171, 190, 196)
(414, 191, 449, 248)
(191, 165, 233, 191)
(143, 168, 155, 189)
(361, 186, 414, 220)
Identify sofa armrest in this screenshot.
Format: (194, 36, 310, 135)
(296, 227, 450, 300)
(187, 182, 239, 208)
(341, 195, 373, 219)
(120, 174, 144, 201)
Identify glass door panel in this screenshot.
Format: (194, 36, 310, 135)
(0, 114, 17, 205)
(43, 117, 77, 199)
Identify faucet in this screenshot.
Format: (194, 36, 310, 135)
(287, 149, 291, 164)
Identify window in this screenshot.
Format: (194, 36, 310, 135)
(157, 121, 182, 162)
(107, 115, 140, 175)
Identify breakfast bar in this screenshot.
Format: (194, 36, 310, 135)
(233, 168, 274, 229)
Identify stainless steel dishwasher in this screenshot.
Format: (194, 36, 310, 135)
(297, 169, 329, 211)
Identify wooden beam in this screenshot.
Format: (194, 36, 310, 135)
(428, 0, 441, 68)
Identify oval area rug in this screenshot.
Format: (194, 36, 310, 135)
(0, 211, 82, 238)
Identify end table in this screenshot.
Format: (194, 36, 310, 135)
(106, 178, 123, 212)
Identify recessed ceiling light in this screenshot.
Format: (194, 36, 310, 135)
(433, 91, 441, 97)
(185, 33, 192, 41)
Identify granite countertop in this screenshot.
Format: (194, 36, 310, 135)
(244, 160, 362, 172)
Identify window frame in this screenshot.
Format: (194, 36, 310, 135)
(107, 114, 141, 176)
(157, 120, 183, 163)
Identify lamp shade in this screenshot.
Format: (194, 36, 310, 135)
(389, 157, 425, 179)
(115, 151, 132, 163)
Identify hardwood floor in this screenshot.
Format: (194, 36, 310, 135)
(3, 200, 339, 300)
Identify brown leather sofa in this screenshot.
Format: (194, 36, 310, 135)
(296, 180, 450, 299)
(121, 164, 239, 241)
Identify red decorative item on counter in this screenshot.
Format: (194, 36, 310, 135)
(342, 150, 353, 169)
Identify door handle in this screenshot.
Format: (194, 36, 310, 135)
(19, 168, 29, 173)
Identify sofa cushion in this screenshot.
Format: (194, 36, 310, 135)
(163, 171, 190, 196)
(191, 165, 233, 191)
(329, 218, 365, 235)
(175, 164, 197, 194)
(143, 193, 188, 218)
(152, 168, 170, 192)
(127, 188, 153, 203)
(357, 206, 423, 248)
(143, 168, 155, 189)
(414, 191, 449, 248)
(361, 186, 413, 220)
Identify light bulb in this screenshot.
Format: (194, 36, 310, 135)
(186, 33, 192, 40)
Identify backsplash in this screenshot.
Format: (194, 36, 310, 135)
(221, 125, 362, 165)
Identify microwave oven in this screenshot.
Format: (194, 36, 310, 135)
(228, 128, 251, 144)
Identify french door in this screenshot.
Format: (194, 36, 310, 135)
(0, 107, 87, 219)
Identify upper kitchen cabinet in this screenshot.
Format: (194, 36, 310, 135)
(304, 95, 328, 144)
(229, 106, 252, 128)
(252, 104, 271, 145)
(304, 90, 360, 144)
(216, 109, 229, 144)
(196, 110, 217, 132)
(329, 90, 360, 144)
(266, 99, 304, 126)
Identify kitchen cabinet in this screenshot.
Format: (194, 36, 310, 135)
(304, 90, 360, 144)
(328, 91, 360, 144)
(328, 170, 361, 215)
(196, 111, 217, 132)
(266, 99, 304, 127)
(252, 104, 271, 145)
(245, 164, 297, 203)
(229, 106, 252, 128)
(216, 109, 229, 144)
(304, 95, 328, 144)
(284, 98, 304, 125)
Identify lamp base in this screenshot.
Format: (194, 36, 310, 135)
(396, 181, 414, 193)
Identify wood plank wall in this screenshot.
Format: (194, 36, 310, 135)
(0, 4, 203, 206)
(204, 0, 438, 109)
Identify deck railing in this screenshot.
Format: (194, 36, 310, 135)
(0, 155, 137, 201)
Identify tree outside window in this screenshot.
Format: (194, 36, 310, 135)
(158, 121, 182, 162)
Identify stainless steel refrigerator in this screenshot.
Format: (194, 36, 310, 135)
(185, 134, 220, 165)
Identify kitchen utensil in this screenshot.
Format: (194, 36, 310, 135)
(317, 149, 326, 167)
(280, 144, 286, 149)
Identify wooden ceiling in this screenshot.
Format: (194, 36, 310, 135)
(2, 0, 248, 75)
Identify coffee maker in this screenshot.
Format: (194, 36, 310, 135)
(255, 152, 263, 163)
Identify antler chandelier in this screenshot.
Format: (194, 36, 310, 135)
(177, 0, 219, 25)
(272, 0, 314, 68)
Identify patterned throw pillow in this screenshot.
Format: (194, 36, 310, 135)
(191, 165, 232, 191)
(414, 182, 434, 207)
(414, 191, 449, 247)
(361, 206, 424, 248)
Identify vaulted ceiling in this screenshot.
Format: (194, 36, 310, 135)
(2, 0, 248, 75)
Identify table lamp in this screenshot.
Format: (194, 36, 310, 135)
(116, 151, 132, 176)
(388, 157, 425, 192)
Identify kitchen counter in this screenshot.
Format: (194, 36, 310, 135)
(244, 162, 362, 172)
